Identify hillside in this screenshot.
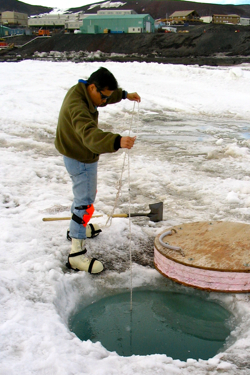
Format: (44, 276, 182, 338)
(0, 0, 250, 18)
(72, 0, 250, 18)
(0, 0, 52, 16)
(2, 23, 250, 66)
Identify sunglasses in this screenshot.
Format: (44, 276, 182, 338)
(96, 86, 111, 100)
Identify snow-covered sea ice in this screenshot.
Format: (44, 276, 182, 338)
(1, 60, 250, 374)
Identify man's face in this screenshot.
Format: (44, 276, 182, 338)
(88, 84, 113, 107)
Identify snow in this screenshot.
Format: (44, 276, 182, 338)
(88, 1, 126, 11)
(1, 60, 250, 374)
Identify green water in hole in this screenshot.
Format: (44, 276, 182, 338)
(69, 290, 232, 359)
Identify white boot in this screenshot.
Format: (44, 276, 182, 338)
(67, 224, 101, 241)
(67, 238, 103, 274)
(86, 223, 102, 238)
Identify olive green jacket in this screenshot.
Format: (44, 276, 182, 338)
(55, 81, 123, 163)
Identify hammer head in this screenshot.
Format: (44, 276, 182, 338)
(148, 202, 163, 222)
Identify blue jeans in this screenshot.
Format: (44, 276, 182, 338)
(63, 156, 98, 239)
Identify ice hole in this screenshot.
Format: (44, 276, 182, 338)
(69, 289, 233, 360)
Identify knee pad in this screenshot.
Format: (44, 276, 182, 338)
(72, 204, 94, 227)
(82, 204, 94, 227)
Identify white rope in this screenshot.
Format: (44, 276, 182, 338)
(105, 102, 140, 311)
(104, 153, 127, 228)
(159, 230, 185, 257)
(127, 102, 139, 311)
(105, 102, 139, 227)
(128, 147, 133, 311)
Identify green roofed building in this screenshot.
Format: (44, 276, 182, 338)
(80, 14, 155, 34)
(0, 25, 11, 37)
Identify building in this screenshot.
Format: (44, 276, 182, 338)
(29, 14, 70, 28)
(97, 10, 137, 15)
(80, 14, 154, 34)
(0, 24, 29, 36)
(212, 14, 240, 25)
(169, 10, 200, 24)
(200, 16, 212, 24)
(0, 25, 11, 37)
(240, 17, 250, 26)
(65, 13, 98, 31)
(162, 26, 177, 33)
(28, 12, 96, 31)
(1, 11, 28, 27)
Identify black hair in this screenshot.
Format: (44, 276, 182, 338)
(87, 67, 118, 91)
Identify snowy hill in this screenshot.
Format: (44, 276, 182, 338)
(0, 0, 250, 18)
(71, 0, 250, 18)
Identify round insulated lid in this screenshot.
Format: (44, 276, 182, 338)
(154, 221, 250, 272)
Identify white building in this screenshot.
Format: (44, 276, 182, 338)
(65, 13, 88, 30)
(162, 26, 177, 33)
(1, 11, 28, 27)
(28, 12, 93, 30)
(240, 17, 250, 26)
(28, 14, 69, 27)
(97, 9, 137, 15)
(200, 16, 212, 24)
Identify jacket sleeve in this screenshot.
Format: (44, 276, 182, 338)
(99, 88, 123, 107)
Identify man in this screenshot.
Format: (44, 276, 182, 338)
(55, 67, 141, 274)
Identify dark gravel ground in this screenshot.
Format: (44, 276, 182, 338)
(1, 23, 250, 66)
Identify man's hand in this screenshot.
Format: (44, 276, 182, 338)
(127, 92, 141, 102)
(120, 136, 136, 149)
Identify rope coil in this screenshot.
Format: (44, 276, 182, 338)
(105, 102, 139, 228)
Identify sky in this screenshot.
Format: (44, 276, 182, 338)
(23, 0, 250, 11)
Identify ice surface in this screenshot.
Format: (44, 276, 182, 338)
(1, 60, 250, 374)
